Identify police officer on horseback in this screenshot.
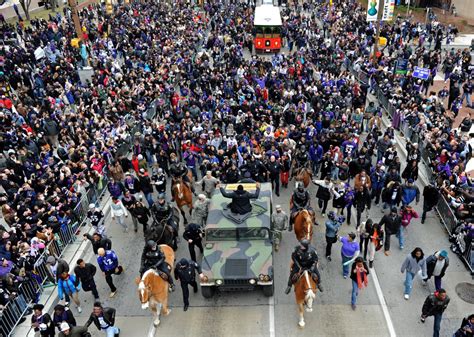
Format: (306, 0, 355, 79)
(285, 239, 323, 294)
(140, 240, 175, 291)
(289, 183, 311, 231)
(170, 160, 194, 194)
(151, 194, 178, 236)
(295, 145, 309, 171)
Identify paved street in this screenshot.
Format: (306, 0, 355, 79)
(45, 146, 472, 337)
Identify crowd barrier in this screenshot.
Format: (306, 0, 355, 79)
(347, 61, 472, 273)
(1, 98, 162, 336)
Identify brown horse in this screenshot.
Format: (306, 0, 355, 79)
(171, 175, 193, 223)
(295, 167, 312, 188)
(294, 209, 314, 242)
(136, 244, 175, 327)
(294, 269, 317, 328)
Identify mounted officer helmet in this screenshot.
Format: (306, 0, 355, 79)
(300, 239, 310, 249)
(328, 211, 336, 221)
(297, 182, 304, 192)
(147, 240, 157, 249)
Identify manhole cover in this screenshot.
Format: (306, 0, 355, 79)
(455, 282, 474, 304)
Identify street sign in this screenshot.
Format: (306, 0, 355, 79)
(366, 0, 380, 22)
(412, 66, 430, 80)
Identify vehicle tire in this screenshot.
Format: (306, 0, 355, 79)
(201, 286, 214, 298)
(262, 284, 274, 297)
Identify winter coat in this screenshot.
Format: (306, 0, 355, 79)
(401, 254, 427, 278)
(220, 186, 260, 214)
(423, 185, 440, 208)
(272, 211, 288, 231)
(401, 184, 420, 205)
(400, 209, 419, 227)
(85, 307, 116, 330)
(174, 259, 202, 283)
(57, 274, 81, 300)
(325, 219, 341, 238)
(422, 293, 450, 317)
(425, 252, 450, 279)
(58, 326, 89, 337)
(379, 214, 402, 235)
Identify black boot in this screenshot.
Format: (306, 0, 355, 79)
(369, 260, 373, 268)
(284, 285, 292, 294)
(317, 283, 324, 292)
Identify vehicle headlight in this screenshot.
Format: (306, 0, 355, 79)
(259, 274, 264, 281)
(216, 279, 223, 285)
(264, 275, 270, 282)
(249, 279, 256, 285)
(202, 275, 209, 282)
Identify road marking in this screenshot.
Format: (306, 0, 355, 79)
(371, 268, 397, 337)
(269, 294, 275, 337)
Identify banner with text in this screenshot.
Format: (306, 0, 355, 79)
(366, 0, 380, 22)
(382, 0, 395, 21)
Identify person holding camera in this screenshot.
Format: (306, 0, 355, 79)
(325, 211, 343, 261)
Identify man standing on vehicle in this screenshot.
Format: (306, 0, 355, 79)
(220, 182, 261, 215)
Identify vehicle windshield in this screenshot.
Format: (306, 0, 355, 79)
(206, 228, 270, 241)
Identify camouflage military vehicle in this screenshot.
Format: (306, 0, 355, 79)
(200, 182, 274, 298)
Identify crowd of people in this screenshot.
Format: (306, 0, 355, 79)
(0, 0, 472, 335)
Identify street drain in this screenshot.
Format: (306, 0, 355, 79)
(455, 282, 474, 304)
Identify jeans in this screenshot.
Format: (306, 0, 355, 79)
(351, 280, 359, 305)
(115, 215, 127, 230)
(143, 192, 154, 208)
(462, 92, 472, 107)
(341, 253, 352, 277)
(397, 227, 405, 248)
(102, 326, 120, 337)
(188, 166, 198, 180)
(433, 313, 443, 337)
(404, 271, 415, 295)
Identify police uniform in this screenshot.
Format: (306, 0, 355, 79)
(140, 242, 175, 289)
(183, 223, 204, 262)
(174, 258, 203, 311)
(285, 241, 322, 293)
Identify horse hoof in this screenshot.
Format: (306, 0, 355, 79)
(305, 308, 313, 313)
(153, 320, 160, 327)
(298, 321, 305, 328)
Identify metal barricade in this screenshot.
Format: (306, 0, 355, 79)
(435, 195, 459, 234)
(357, 70, 369, 86)
(0, 294, 29, 337)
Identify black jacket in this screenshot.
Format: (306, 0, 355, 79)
(349, 261, 370, 283)
(85, 307, 116, 330)
(174, 259, 202, 283)
(32, 312, 55, 336)
(425, 253, 449, 279)
(220, 186, 260, 214)
(379, 214, 402, 235)
(183, 223, 203, 242)
(85, 234, 112, 255)
(53, 305, 77, 329)
(422, 293, 450, 317)
(423, 185, 440, 208)
(74, 263, 97, 283)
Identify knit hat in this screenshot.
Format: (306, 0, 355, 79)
(60, 322, 70, 332)
(46, 256, 56, 265)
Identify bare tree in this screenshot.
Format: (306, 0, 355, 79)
(18, 0, 32, 20)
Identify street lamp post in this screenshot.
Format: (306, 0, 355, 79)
(372, 0, 385, 66)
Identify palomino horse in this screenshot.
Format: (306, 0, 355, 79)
(294, 269, 317, 328)
(295, 167, 312, 188)
(171, 176, 193, 224)
(136, 245, 175, 327)
(294, 209, 314, 242)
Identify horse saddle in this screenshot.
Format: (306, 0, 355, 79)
(292, 269, 318, 284)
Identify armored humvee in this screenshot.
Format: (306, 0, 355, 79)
(200, 182, 274, 298)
